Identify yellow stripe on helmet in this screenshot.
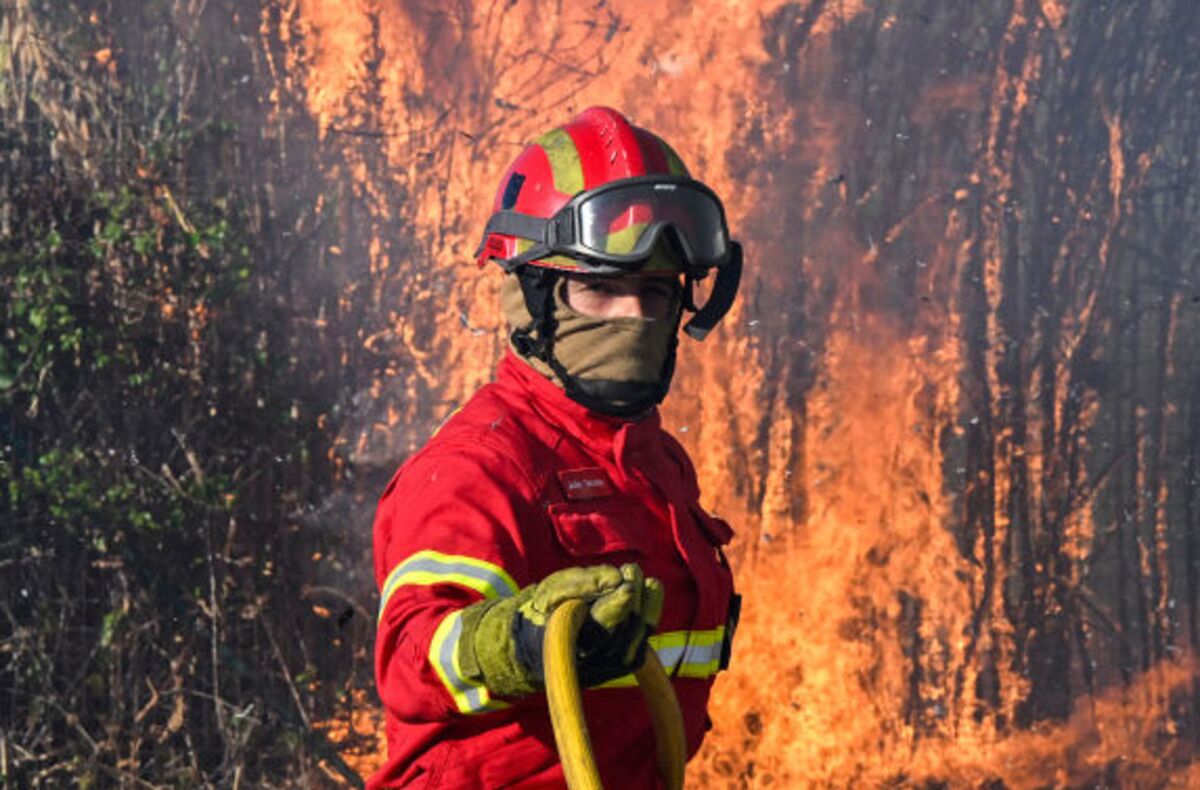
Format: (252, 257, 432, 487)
(513, 237, 590, 271)
(536, 128, 585, 196)
(657, 139, 690, 177)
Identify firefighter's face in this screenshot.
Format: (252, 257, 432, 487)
(562, 273, 681, 321)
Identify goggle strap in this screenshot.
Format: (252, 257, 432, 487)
(485, 210, 556, 245)
(482, 210, 558, 270)
(683, 242, 743, 341)
(681, 272, 699, 313)
(499, 244, 555, 273)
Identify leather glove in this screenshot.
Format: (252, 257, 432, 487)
(458, 563, 664, 698)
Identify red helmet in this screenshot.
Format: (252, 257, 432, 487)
(475, 106, 742, 340)
(476, 106, 695, 273)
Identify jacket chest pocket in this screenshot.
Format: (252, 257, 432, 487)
(546, 500, 657, 559)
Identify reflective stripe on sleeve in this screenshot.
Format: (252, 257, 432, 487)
(653, 627, 725, 678)
(377, 550, 520, 623)
(596, 626, 727, 688)
(428, 609, 509, 715)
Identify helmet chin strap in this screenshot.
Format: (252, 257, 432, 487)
(509, 267, 678, 419)
(682, 242, 742, 341)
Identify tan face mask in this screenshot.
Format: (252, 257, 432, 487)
(501, 274, 681, 415)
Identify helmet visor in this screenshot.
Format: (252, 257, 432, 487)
(575, 179, 729, 268)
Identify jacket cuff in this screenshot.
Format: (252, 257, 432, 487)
(460, 591, 541, 698)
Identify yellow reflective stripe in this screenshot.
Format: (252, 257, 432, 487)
(593, 669, 645, 689)
(378, 550, 519, 623)
(429, 610, 508, 715)
(594, 627, 726, 688)
(537, 128, 584, 195)
(669, 627, 724, 678)
(658, 138, 690, 177)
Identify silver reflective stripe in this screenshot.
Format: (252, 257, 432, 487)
(686, 639, 723, 665)
(435, 612, 491, 713)
(677, 639, 723, 674)
(657, 633, 720, 672)
(596, 627, 727, 688)
(660, 637, 723, 673)
(656, 644, 688, 668)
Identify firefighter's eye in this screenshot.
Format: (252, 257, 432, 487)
(641, 282, 676, 300)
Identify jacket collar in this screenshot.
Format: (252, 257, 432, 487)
(496, 351, 663, 464)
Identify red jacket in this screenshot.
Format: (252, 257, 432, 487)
(369, 353, 736, 789)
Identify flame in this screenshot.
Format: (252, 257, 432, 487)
(699, 577, 1198, 786)
(281, 0, 1200, 785)
(313, 689, 387, 781)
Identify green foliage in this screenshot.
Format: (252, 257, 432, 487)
(0, 1, 372, 786)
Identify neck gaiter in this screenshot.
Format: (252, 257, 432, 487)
(500, 274, 680, 415)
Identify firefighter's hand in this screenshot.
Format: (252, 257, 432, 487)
(458, 563, 664, 698)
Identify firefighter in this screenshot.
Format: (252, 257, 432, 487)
(370, 106, 743, 789)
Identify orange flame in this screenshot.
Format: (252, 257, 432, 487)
(284, 1, 1200, 785)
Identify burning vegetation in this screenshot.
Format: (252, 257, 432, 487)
(294, 1, 1200, 784)
(2, 0, 1199, 787)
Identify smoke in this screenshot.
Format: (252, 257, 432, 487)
(286, 0, 1200, 784)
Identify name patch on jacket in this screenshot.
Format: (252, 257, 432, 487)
(558, 468, 615, 500)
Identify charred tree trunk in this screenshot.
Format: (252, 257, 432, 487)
(1187, 355, 1200, 740)
(956, 218, 1003, 722)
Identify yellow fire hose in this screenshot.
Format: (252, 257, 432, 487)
(544, 599, 687, 790)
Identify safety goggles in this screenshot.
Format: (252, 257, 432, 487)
(478, 175, 735, 275)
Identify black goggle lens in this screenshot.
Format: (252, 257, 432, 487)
(575, 182, 728, 266)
